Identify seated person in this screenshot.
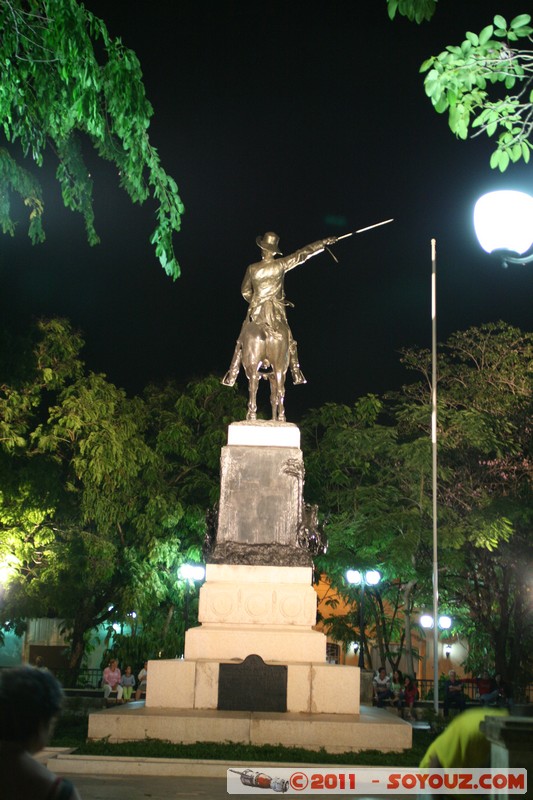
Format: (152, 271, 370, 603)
(443, 669, 466, 717)
(400, 674, 418, 719)
(0, 666, 82, 800)
(102, 658, 123, 704)
(476, 670, 495, 701)
(135, 661, 148, 701)
(480, 672, 509, 707)
(373, 667, 392, 707)
(120, 665, 135, 702)
(390, 669, 403, 708)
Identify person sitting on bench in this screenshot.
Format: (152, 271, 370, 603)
(102, 659, 123, 704)
(443, 669, 466, 717)
(373, 667, 393, 707)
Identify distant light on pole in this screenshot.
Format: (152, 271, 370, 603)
(420, 614, 452, 630)
(474, 190, 533, 266)
(365, 570, 381, 586)
(346, 569, 381, 669)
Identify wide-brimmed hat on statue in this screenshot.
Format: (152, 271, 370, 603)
(256, 232, 282, 255)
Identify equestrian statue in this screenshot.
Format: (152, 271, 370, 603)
(222, 231, 338, 421)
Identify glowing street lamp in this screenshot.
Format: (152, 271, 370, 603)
(420, 613, 453, 694)
(178, 563, 206, 634)
(420, 614, 452, 630)
(178, 564, 206, 583)
(346, 569, 381, 669)
(474, 190, 533, 266)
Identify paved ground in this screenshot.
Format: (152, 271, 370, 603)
(70, 774, 392, 799)
(68, 774, 227, 799)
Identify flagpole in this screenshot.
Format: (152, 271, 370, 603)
(431, 238, 439, 715)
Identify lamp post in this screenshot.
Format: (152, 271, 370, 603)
(177, 563, 206, 632)
(346, 569, 381, 669)
(420, 613, 452, 703)
(474, 190, 533, 266)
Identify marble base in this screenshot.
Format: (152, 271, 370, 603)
(146, 658, 360, 715)
(87, 704, 412, 754)
(185, 564, 326, 662)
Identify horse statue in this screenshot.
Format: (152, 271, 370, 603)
(240, 319, 290, 422)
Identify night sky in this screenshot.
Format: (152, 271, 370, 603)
(1, 0, 531, 421)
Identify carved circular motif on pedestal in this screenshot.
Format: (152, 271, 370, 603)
(244, 592, 270, 619)
(280, 594, 303, 620)
(209, 590, 234, 618)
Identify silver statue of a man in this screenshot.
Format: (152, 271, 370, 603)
(222, 231, 337, 387)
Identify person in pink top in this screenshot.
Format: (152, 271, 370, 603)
(102, 658, 123, 704)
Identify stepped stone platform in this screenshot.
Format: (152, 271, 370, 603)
(87, 703, 412, 754)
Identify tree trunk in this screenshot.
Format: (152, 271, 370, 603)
(161, 604, 175, 639)
(403, 580, 417, 677)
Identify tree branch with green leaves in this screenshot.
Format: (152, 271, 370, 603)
(420, 14, 533, 171)
(0, 0, 184, 277)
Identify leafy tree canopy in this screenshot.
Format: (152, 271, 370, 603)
(0, 0, 184, 277)
(0, 319, 247, 668)
(303, 322, 532, 685)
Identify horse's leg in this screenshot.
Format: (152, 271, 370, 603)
(268, 374, 278, 421)
(275, 369, 286, 422)
(247, 371, 259, 420)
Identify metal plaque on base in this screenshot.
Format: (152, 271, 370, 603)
(218, 654, 288, 712)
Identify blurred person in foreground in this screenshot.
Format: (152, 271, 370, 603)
(420, 706, 509, 769)
(0, 666, 82, 800)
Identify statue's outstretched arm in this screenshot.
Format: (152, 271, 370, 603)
(283, 237, 338, 272)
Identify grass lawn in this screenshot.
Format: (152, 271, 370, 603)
(51, 714, 435, 766)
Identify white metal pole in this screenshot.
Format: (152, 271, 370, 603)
(431, 238, 439, 715)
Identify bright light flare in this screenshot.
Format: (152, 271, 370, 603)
(178, 563, 206, 582)
(474, 190, 533, 255)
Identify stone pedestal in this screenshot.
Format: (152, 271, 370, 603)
(217, 428, 301, 548)
(145, 658, 359, 714)
(184, 564, 325, 662)
(145, 421, 359, 716)
(481, 715, 533, 799)
(208, 421, 311, 567)
(88, 421, 414, 753)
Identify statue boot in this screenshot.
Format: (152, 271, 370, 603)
(290, 340, 307, 385)
(291, 365, 307, 385)
(222, 343, 242, 386)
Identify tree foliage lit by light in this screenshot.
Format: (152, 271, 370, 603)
(386, 1, 533, 172)
(0, 319, 246, 668)
(0, 0, 184, 278)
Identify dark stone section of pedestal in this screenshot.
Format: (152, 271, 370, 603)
(218, 654, 288, 712)
(217, 445, 303, 547)
(206, 541, 312, 567)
